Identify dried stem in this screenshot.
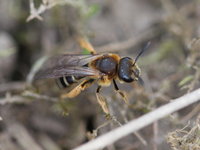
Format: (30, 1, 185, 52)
(0, 91, 58, 105)
(0, 82, 26, 94)
(27, 0, 86, 22)
(96, 27, 158, 53)
(73, 88, 200, 150)
(153, 121, 158, 150)
(180, 103, 200, 123)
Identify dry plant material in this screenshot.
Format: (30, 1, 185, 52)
(73, 88, 200, 150)
(27, 0, 86, 22)
(167, 123, 200, 150)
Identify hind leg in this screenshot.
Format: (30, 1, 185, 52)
(96, 86, 110, 114)
(61, 79, 95, 98)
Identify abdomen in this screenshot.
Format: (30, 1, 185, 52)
(56, 76, 82, 88)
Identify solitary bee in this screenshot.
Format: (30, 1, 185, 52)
(34, 39, 150, 114)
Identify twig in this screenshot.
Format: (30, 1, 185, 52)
(0, 82, 26, 93)
(96, 27, 157, 53)
(8, 123, 43, 150)
(27, 0, 86, 22)
(153, 121, 158, 150)
(0, 91, 58, 105)
(87, 120, 113, 140)
(187, 67, 200, 93)
(116, 101, 147, 146)
(26, 56, 48, 85)
(133, 131, 147, 146)
(73, 88, 200, 150)
(22, 91, 58, 102)
(180, 103, 200, 123)
(0, 95, 28, 105)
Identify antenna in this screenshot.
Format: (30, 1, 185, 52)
(133, 41, 151, 65)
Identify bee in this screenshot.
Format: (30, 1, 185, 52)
(34, 39, 150, 114)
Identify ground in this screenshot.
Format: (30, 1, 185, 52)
(0, 0, 199, 150)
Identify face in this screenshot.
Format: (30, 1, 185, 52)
(132, 64, 141, 81)
(132, 63, 144, 85)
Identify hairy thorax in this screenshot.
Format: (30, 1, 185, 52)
(91, 54, 120, 86)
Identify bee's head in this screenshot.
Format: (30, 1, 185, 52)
(118, 57, 141, 83)
(118, 42, 150, 84)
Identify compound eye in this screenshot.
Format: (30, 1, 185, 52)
(118, 57, 134, 83)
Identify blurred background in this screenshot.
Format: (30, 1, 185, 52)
(0, 0, 200, 150)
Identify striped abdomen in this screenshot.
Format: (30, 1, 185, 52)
(56, 76, 82, 88)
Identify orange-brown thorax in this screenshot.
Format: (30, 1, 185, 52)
(90, 54, 120, 86)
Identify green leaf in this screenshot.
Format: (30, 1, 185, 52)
(82, 48, 91, 54)
(85, 4, 100, 19)
(178, 75, 194, 87)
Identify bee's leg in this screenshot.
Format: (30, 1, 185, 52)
(76, 36, 96, 54)
(113, 79, 128, 104)
(96, 86, 110, 114)
(61, 79, 95, 99)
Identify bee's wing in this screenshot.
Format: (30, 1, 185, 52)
(34, 66, 103, 80)
(42, 54, 103, 69)
(34, 54, 105, 80)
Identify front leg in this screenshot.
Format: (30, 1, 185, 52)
(113, 79, 128, 104)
